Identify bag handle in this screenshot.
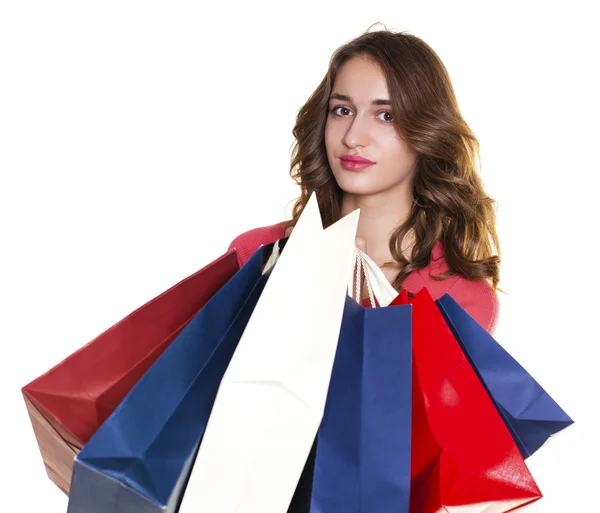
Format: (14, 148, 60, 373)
(348, 247, 398, 307)
(349, 248, 377, 308)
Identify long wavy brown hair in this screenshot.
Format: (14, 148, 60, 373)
(285, 24, 501, 292)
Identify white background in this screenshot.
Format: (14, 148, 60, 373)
(1, 1, 598, 511)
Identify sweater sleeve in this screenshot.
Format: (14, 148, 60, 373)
(227, 231, 259, 268)
(444, 277, 500, 335)
(227, 222, 287, 268)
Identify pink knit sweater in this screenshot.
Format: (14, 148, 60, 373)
(228, 221, 499, 334)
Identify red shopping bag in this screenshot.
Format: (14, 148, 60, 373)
(22, 249, 240, 495)
(391, 288, 542, 512)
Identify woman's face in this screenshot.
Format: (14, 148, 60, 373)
(325, 55, 418, 197)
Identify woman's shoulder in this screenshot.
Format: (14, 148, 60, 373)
(442, 275, 500, 335)
(405, 241, 500, 334)
(227, 221, 287, 267)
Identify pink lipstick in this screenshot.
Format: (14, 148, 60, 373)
(340, 154, 375, 171)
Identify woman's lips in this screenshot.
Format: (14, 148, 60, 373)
(340, 158, 375, 171)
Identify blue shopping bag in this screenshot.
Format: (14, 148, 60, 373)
(310, 296, 413, 513)
(67, 242, 277, 513)
(436, 293, 574, 459)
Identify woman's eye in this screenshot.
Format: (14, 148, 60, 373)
(331, 106, 350, 116)
(378, 111, 394, 123)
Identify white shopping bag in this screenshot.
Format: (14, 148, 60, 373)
(178, 192, 360, 513)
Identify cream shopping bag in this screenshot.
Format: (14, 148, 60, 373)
(178, 192, 360, 513)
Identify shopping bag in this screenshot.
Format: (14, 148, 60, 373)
(391, 288, 542, 512)
(436, 293, 574, 458)
(178, 193, 360, 513)
(66, 241, 278, 513)
(21, 249, 240, 494)
(309, 293, 413, 513)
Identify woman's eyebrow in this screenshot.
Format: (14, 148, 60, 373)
(329, 93, 391, 106)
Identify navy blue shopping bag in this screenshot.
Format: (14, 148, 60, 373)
(67, 242, 277, 513)
(310, 296, 413, 513)
(436, 293, 574, 459)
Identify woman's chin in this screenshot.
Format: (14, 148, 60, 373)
(334, 175, 384, 197)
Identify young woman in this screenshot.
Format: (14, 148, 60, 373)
(227, 27, 504, 511)
(229, 27, 501, 336)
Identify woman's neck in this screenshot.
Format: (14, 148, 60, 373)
(340, 186, 414, 266)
